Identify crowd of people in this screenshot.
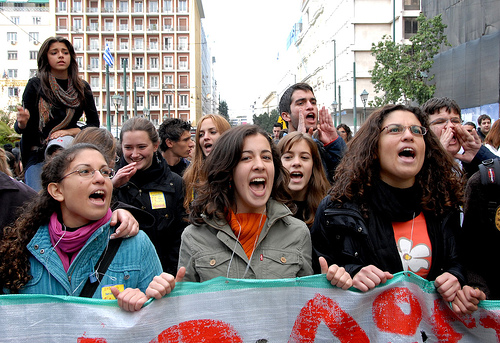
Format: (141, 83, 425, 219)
(0, 36, 499, 316)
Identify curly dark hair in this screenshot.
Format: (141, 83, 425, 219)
(189, 125, 292, 225)
(158, 118, 192, 152)
(0, 143, 103, 292)
(329, 104, 464, 217)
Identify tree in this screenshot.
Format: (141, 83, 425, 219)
(218, 100, 230, 123)
(252, 109, 280, 134)
(0, 107, 19, 146)
(370, 14, 449, 106)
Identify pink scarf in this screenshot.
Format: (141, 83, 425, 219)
(48, 209, 113, 272)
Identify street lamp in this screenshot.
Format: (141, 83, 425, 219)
(331, 100, 338, 127)
(360, 89, 369, 123)
(112, 93, 123, 139)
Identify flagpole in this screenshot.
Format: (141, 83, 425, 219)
(106, 64, 111, 132)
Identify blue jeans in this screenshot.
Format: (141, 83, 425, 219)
(25, 162, 44, 192)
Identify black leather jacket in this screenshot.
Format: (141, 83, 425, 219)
(311, 196, 465, 285)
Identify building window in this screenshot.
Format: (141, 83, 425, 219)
(73, 18, 82, 31)
(73, 38, 83, 51)
(178, 0, 187, 12)
(150, 57, 158, 69)
(8, 69, 18, 78)
(178, 37, 187, 50)
(90, 57, 99, 69)
(73, 0, 82, 12)
(33, 17, 42, 25)
(134, 1, 143, 12)
(58, 0, 67, 12)
(136, 76, 144, 88)
(8, 87, 19, 97)
(30, 51, 38, 59)
(134, 38, 144, 50)
(94, 96, 99, 106)
(164, 94, 172, 105)
(149, 39, 158, 50)
(11, 17, 20, 25)
(135, 57, 143, 69)
(134, 19, 143, 31)
(90, 76, 99, 88)
(164, 75, 173, 84)
(179, 94, 188, 108)
(163, 17, 173, 30)
(150, 76, 159, 88)
(120, 58, 129, 69)
(120, 39, 129, 50)
(136, 96, 144, 107)
(89, 39, 99, 50)
(404, 17, 419, 39)
(7, 32, 17, 44)
(151, 95, 159, 107)
(76, 56, 83, 69)
(404, 0, 420, 10)
(8, 51, 17, 60)
(179, 56, 188, 70)
(119, 19, 128, 31)
(109, 75, 115, 88)
(163, 0, 172, 12)
(104, 20, 113, 31)
(178, 17, 188, 31)
(119, 1, 128, 12)
(150, 1, 159, 13)
(29, 69, 37, 78)
(29, 32, 39, 44)
(103, 1, 113, 12)
(164, 56, 173, 69)
(164, 37, 173, 50)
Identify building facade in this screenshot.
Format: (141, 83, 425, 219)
(273, 0, 421, 131)
(0, 0, 51, 114)
(53, 0, 206, 127)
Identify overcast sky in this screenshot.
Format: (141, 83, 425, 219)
(201, 0, 301, 118)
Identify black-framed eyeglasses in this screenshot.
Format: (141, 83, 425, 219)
(381, 124, 427, 136)
(58, 166, 115, 182)
(429, 117, 462, 126)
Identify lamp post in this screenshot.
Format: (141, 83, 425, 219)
(331, 100, 338, 127)
(360, 89, 369, 123)
(112, 93, 123, 139)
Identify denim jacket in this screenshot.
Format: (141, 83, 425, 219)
(17, 221, 162, 298)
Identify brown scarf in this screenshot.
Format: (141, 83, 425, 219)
(38, 74, 80, 141)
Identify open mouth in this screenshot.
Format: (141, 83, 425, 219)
(306, 113, 315, 120)
(89, 190, 106, 204)
(398, 147, 416, 159)
(290, 171, 303, 181)
(249, 177, 266, 192)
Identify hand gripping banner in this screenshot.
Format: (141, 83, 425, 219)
(1, 272, 499, 342)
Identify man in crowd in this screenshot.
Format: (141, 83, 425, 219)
(279, 82, 346, 182)
(158, 118, 194, 177)
(272, 123, 282, 144)
(477, 114, 491, 142)
(421, 97, 498, 176)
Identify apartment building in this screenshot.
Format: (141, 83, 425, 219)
(53, 0, 205, 127)
(0, 0, 51, 112)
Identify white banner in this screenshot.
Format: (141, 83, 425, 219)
(1, 273, 499, 342)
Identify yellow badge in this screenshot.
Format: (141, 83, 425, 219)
(101, 284, 124, 300)
(149, 191, 166, 209)
(496, 206, 500, 232)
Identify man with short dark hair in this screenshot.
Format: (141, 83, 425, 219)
(421, 97, 497, 176)
(272, 123, 282, 144)
(158, 118, 194, 176)
(279, 83, 346, 182)
(477, 114, 491, 142)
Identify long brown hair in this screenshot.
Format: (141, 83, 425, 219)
(277, 132, 329, 227)
(37, 36, 85, 104)
(330, 104, 464, 217)
(485, 120, 500, 149)
(183, 114, 231, 211)
(189, 125, 292, 225)
(0, 144, 104, 292)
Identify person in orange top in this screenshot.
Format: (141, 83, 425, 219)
(178, 125, 318, 282)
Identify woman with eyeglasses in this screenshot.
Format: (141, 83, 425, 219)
(0, 144, 181, 311)
(311, 104, 482, 314)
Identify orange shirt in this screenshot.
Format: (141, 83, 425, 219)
(392, 212, 432, 278)
(227, 210, 267, 259)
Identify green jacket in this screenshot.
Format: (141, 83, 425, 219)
(178, 199, 313, 282)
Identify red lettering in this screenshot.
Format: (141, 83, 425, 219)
(150, 319, 243, 343)
(372, 287, 422, 336)
(431, 299, 462, 342)
(77, 338, 107, 343)
(480, 312, 500, 340)
(288, 293, 369, 343)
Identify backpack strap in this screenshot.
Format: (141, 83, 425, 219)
(478, 159, 500, 227)
(79, 238, 122, 298)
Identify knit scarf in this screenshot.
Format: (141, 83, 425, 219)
(39, 74, 80, 140)
(227, 209, 267, 259)
(48, 209, 113, 272)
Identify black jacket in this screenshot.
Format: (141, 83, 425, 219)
(311, 196, 465, 285)
(114, 155, 187, 274)
(0, 172, 37, 234)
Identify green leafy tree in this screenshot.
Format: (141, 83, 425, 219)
(370, 13, 449, 106)
(218, 100, 230, 123)
(252, 109, 280, 134)
(0, 107, 19, 146)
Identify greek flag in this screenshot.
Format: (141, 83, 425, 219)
(103, 43, 114, 66)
